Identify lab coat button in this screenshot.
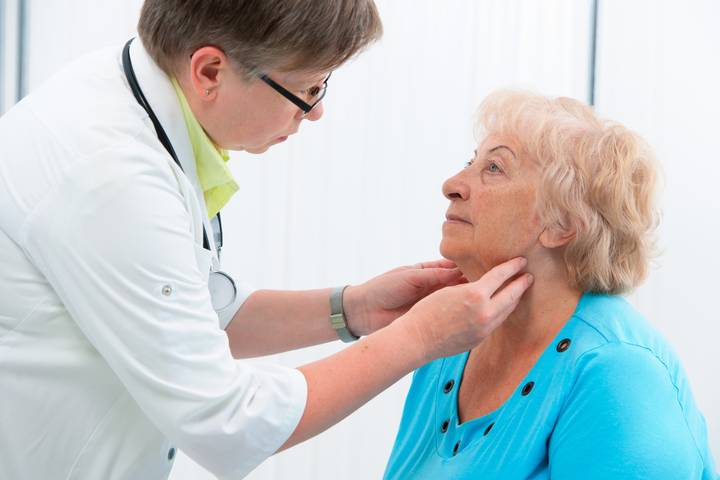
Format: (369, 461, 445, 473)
(453, 441, 461, 456)
(168, 447, 176, 461)
(443, 379, 455, 393)
(161, 285, 173, 296)
(484, 422, 494, 436)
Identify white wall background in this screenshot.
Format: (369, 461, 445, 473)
(2, 1, 718, 479)
(596, 0, 720, 469)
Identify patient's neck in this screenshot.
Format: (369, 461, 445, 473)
(454, 257, 582, 423)
(466, 257, 582, 361)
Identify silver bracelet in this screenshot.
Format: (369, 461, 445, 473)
(329, 286, 360, 343)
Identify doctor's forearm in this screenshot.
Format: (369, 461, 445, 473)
(279, 318, 427, 451)
(226, 289, 345, 358)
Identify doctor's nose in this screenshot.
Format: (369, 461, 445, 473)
(301, 102, 324, 122)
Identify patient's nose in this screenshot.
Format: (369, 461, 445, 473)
(442, 173, 469, 201)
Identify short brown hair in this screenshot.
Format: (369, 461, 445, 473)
(476, 90, 660, 294)
(137, 0, 383, 76)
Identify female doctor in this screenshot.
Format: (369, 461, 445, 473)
(0, 1, 533, 479)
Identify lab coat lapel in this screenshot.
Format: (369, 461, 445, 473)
(127, 39, 219, 264)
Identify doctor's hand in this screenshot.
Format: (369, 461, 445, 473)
(395, 257, 533, 362)
(342, 259, 468, 336)
(282, 257, 532, 450)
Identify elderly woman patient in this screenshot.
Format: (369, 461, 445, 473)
(384, 90, 717, 479)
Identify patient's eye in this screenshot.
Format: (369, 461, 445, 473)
(465, 159, 474, 168)
(485, 162, 502, 173)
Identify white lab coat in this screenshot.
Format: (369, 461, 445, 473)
(0, 40, 307, 480)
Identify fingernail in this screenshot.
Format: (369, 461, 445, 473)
(519, 257, 528, 266)
(527, 274, 534, 285)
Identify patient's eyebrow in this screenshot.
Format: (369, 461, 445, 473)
(488, 145, 517, 159)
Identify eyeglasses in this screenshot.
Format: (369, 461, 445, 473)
(258, 72, 331, 115)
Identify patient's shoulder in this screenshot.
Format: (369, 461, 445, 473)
(564, 293, 676, 367)
(562, 294, 692, 406)
(550, 296, 714, 477)
(549, 340, 711, 479)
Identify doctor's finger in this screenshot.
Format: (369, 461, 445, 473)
(490, 273, 534, 315)
(386, 259, 457, 275)
(474, 257, 528, 297)
(410, 259, 457, 270)
(407, 267, 464, 291)
(421, 275, 470, 296)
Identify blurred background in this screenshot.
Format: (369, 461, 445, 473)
(1, 0, 718, 478)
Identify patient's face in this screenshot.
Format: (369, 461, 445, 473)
(440, 134, 543, 278)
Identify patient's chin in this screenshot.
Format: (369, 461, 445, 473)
(439, 239, 466, 264)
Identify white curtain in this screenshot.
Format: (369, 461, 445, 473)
(12, 1, 719, 479)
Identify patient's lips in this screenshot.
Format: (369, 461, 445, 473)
(445, 213, 472, 225)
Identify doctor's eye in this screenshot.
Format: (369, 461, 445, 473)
(299, 83, 323, 99)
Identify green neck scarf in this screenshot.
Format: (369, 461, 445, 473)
(171, 78, 239, 219)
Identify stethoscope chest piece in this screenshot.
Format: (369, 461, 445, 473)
(208, 270, 237, 311)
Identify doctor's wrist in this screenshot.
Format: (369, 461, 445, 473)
(339, 285, 369, 336)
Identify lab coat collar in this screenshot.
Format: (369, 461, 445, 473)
(127, 38, 220, 264)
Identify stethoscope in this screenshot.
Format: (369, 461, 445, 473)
(122, 38, 237, 313)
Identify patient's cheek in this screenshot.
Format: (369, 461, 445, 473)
(441, 180, 540, 271)
(477, 195, 538, 247)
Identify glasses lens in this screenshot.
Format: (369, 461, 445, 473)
(306, 74, 331, 110)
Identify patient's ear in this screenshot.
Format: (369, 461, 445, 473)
(539, 225, 576, 249)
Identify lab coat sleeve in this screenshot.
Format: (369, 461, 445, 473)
(217, 275, 254, 330)
(20, 142, 307, 479)
(548, 342, 707, 479)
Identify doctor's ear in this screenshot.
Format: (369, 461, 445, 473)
(188, 46, 229, 101)
(539, 223, 576, 249)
